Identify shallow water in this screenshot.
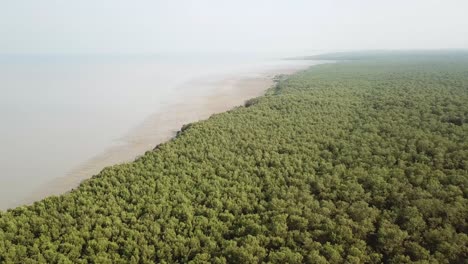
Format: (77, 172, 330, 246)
(0, 53, 317, 210)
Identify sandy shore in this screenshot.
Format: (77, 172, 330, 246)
(23, 65, 312, 206)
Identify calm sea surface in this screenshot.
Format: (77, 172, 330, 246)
(0, 53, 316, 209)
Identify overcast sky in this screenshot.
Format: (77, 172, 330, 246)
(1, 0, 467, 54)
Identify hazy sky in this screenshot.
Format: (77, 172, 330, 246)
(1, 0, 467, 54)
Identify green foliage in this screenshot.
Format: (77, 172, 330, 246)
(1, 53, 467, 263)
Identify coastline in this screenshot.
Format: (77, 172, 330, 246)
(20, 64, 316, 208)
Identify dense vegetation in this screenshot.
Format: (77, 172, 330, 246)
(1, 53, 467, 263)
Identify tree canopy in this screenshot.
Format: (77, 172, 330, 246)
(1, 53, 467, 263)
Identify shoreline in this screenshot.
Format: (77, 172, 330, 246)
(19, 63, 317, 209)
